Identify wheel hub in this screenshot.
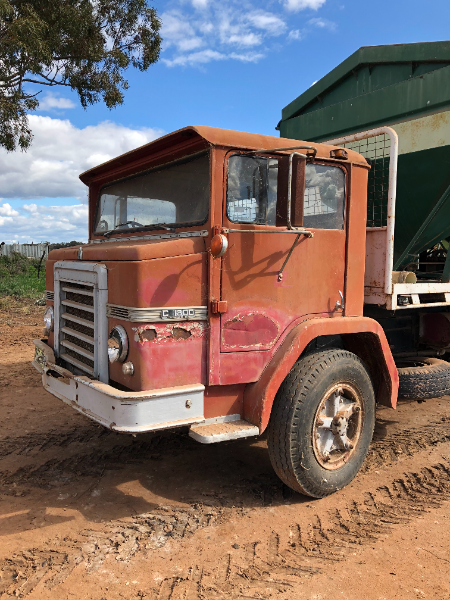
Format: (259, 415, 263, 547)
(313, 384, 363, 470)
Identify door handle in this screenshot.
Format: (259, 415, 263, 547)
(335, 290, 345, 311)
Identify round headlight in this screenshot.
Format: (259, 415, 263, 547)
(43, 306, 54, 334)
(108, 325, 128, 363)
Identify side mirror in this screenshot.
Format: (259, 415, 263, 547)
(290, 154, 306, 228)
(276, 154, 305, 228)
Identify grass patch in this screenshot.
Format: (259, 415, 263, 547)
(0, 252, 46, 299)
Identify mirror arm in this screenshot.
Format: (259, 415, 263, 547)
(287, 152, 307, 230)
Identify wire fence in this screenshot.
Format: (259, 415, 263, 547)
(337, 133, 391, 228)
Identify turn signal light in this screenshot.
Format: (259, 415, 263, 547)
(210, 233, 228, 258)
(330, 148, 348, 159)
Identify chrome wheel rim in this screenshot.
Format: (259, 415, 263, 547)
(312, 383, 364, 470)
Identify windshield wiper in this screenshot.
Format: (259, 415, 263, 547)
(144, 223, 178, 232)
(102, 222, 178, 237)
(114, 220, 144, 229)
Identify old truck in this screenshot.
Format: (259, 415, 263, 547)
(33, 41, 450, 498)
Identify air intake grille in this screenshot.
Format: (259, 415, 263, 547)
(59, 282, 96, 376)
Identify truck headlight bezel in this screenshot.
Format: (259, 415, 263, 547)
(43, 306, 54, 334)
(108, 325, 129, 363)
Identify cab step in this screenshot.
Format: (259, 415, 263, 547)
(189, 416, 259, 444)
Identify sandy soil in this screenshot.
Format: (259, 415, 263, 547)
(1, 298, 450, 599)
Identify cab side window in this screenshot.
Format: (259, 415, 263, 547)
(303, 164, 346, 230)
(227, 155, 278, 225)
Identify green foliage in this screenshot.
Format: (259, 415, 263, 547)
(0, 0, 161, 151)
(0, 251, 46, 297)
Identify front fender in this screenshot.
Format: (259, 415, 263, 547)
(243, 316, 398, 433)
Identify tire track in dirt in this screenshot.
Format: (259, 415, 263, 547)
(0, 431, 193, 494)
(0, 426, 113, 459)
(152, 462, 450, 600)
(363, 415, 450, 472)
(1, 462, 450, 598)
(2, 416, 450, 499)
(0, 504, 237, 597)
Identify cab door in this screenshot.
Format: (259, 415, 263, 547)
(218, 153, 348, 383)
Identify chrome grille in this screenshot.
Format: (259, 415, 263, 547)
(54, 261, 108, 383)
(59, 283, 96, 376)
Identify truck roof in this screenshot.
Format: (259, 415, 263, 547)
(79, 125, 367, 185)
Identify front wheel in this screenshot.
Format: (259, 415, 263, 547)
(267, 349, 375, 498)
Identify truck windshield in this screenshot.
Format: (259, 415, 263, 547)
(94, 152, 210, 234)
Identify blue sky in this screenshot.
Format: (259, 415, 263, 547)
(1, 0, 450, 243)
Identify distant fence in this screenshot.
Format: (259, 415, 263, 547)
(0, 243, 49, 259)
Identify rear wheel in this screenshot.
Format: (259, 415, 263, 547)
(267, 349, 376, 498)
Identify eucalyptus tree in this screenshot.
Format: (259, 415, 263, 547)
(0, 0, 161, 151)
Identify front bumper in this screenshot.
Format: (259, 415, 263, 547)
(33, 339, 205, 433)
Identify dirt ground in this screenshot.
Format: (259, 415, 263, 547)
(1, 298, 450, 600)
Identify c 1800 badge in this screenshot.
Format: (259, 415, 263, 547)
(161, 308, 196, 320)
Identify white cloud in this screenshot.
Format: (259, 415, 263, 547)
(283, 0, 326, 11)
(0, 201, 89, 243)
(227, 32, 262, 47)
(161, 3, 288, 67)
(38, 94, 76, 112)
(0, 116, 163, 200)
(0, 201, 19, 228)
(308, 17, 336, 30)
(288, 29, 302, 40)
(160, 11, 204, 52)
(0, 203, 18, 217)
(164, 49, 226, 67)
(229, 52, 265, 63)
(247, 11, 287, 35)
(160, 0, 331, 67)
(164, 48, 263, 67)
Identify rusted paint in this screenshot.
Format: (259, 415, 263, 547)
(222, 312, 279, 349)
(133, 322, 206, 344)
(243, 316, 398, 433)
(172, 327, 192, 340)
(140, 328, 157, 342)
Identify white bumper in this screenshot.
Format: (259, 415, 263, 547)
(33, 339, 205, 433)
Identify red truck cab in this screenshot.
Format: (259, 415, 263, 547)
(33, 126, 398, 498)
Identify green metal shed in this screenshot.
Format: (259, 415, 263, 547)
(279, 42, 450, 270)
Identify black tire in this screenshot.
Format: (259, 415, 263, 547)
(267, 349, 376, 498)
(396, 357, 450, 399)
